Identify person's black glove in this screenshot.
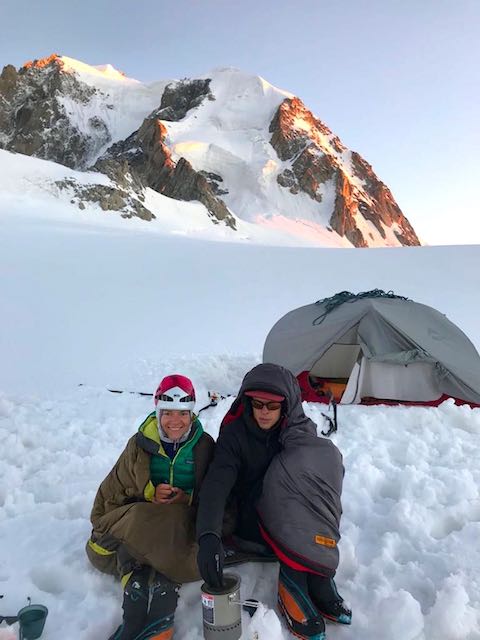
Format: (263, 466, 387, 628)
(197, 533, 224, 589)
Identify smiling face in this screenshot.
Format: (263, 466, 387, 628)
(251, 397, 282, 430)
(160, 409, 192, 440)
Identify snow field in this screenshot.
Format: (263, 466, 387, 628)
(1, 385, 480, 639)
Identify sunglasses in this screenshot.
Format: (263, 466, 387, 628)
(250, 399, 282, 411)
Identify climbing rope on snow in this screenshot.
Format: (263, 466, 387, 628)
(312, 289, 409, 325)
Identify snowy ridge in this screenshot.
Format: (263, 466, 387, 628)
(61, 56, 133, 84)
(58, 56, 169, 159)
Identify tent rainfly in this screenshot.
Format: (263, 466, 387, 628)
(262, 290, 480, 407)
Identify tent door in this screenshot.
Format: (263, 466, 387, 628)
(310, 342, 361, 403)
(340, 360, 362, 404)
(310, 344, 361, 378)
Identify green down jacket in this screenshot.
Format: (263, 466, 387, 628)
(86, 414, 214, 583)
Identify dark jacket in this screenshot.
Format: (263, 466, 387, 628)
(196, 403, 282, 542)
(196, 363, 344, 575)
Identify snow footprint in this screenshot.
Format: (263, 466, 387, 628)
(30, 564, 86, 600)
(429, 501, 480, 539)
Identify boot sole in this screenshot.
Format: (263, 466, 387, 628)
(320, 611, 351, 625)
(277, 598, 326, 640)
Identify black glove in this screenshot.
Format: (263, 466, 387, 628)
(197, 533, 224, 589)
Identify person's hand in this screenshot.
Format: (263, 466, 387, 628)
(153, 483, 175, 503)
(153, 484, 189, 504)
(168, 487, 189, 504)
(197, 533, 224, 589)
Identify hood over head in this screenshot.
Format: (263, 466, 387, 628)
(230, 363, 317, 438)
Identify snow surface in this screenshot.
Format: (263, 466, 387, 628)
(1, 161, 480, 639)
(0, 148, 352, 249)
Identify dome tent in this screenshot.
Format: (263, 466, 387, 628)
(263, 290, 480, 407)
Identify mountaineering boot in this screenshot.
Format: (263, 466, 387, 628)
(307, 574, 352, 625)
(277, 564, 326, 640)
(108, 565, 150, 640)
(134, 572, 179, 640)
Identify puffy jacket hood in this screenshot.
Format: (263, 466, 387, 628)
(231, 363, 317, 440)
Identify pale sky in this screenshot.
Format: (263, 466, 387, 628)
(1, 0, 478, 245)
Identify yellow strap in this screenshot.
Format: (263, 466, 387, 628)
(121, 571, 133, 589)
(88, 539, 116, 556)
(144, 480, 155, 501)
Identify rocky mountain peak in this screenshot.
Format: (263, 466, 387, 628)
(270, 96, 346, 161)
(0, 54, 110, 168)
(269, 96, 419, 247)
(21, 53, 64, 71)
(0, 64, 18, 87)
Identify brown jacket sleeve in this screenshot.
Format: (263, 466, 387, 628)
(90, 435, 150, 529)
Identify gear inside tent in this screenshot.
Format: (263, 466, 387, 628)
(263, 290, 480, 407)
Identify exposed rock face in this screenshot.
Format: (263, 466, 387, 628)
(270, 97, 420, 247)
(198, 171, 228, 196)
(330, 171, 368, 247)
(95, 115, 236, 228)
(54, 177, 152, 220)
(0, 55, 111, 169)
(270, 97, 345, 162)
(0, 64, 18, 99)
(153, 78, 213, 121)
(349, 152, 419, 245)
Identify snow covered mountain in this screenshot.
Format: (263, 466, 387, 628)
(0, 54, 420, 247)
